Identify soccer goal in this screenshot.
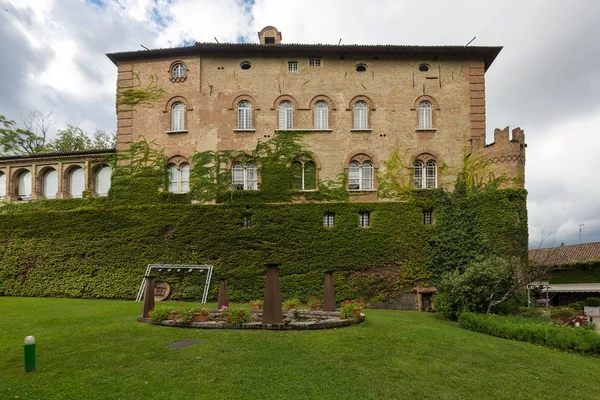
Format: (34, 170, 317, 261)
(135, 264, 214, 303)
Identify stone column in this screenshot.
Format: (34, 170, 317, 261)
(323, 271, 336, 311)
(142, 276, 155, 318)
(262, 263, 282, 325)
(217, 278, 229, 309)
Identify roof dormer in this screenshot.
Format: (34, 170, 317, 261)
(258, 26, 282, 45)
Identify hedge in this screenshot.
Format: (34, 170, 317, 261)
(458, 312, 600, 355)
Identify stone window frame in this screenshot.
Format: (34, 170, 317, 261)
(358, 211, 371, 227)
(272, 95, 299, 131)
(411, 95, 439, 132)
(0, 170, 6, 201)
(412, 152, 438, 189)
(231, 95, 258, 132)
(91, 163, 112, 197)
(163, 96, 192, 134)
(38, 166, 58, 200)
(64, 164, 86, 199)
(345, 150, 379, 192)
(229, 153, 259, 191)
(290, 153, 320, 192)
(12, 167, 33, 201)
(348, 95, 375, 132)
(169, 60, 188, 82)
(309, 95, 335, 131)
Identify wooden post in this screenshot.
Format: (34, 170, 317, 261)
(323, 271, 335, 311)
(218, 278, 229, 309)
(142, 276, 155, 318)
(262, 263, 282, 324)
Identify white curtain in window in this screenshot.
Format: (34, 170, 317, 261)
(246, 163, 257, 190)
(95, 166, 112, 197)
(17, 171, 32, 199)
(418, 102, 432, 129)
(414, 160, 424, 188)
(42, 169, 58, 199)
(69, 167, 85, 198)
(180, 164, 190, 193)
(279, 101, 293, 129)
(314, 101, 328, 129)
(425, 160, 437, 188)
(354, 101, 368, 129)
(348, 161, 360, 190)
(172, 103, 185, 131)
(232, 163, 244, 189)
(168, 164, 179, 193)
(362, 161, 373, 190)
(238, 101, 252, 129)
(0, 173, 5, 199)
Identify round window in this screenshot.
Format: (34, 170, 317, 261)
(356, 64, 367, 72)
(419, 64, 430, 72)
(240, 61, 252, 70)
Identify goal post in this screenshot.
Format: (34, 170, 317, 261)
(135, 264, 214, 303)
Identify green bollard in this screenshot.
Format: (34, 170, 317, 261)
(24, 336, 36, 372)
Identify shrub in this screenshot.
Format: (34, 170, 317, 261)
(519, 307, 544, 318)
(458, 312, 600, 355)
(149, 308, 170, 322)
(586, 297, 600, 307)
(306, 296, 322, 309)
(577, 301, 587, 310)
(568, 303, 581, 311)
(220, 306, 253, 325)
(339, 300, 363, 319)
(283, 298, 301, 310)
(550, 307, 576, 318)
(249, 299, 264, 309)
(178, 308, 194, 323)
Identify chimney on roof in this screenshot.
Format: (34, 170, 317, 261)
(258, 26, 282, 45)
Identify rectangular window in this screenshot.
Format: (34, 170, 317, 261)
(358, 211, 370, 227)
(241, 213, 252, 228)
(323, 212, 335, 227)
(309, 58, 321, 67)
(288, 61, 298, 73)
(423, 210, 433, 225)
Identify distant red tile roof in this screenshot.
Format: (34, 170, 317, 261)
(529, 242, 600, 267)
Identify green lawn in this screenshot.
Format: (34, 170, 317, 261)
(2, 298, 600, 400)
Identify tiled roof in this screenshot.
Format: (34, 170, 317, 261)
(529, 242, 600, 267)
(106, 43, 502, 71)
(0, 148, 115, 162)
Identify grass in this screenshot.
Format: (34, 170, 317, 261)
(2, 298, 600, 400)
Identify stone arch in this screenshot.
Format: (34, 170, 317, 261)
(344, 149, 380, 169)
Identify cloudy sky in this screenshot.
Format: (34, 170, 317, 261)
(2, 0, 599, 248)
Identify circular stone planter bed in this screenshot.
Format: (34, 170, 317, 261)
(138, 309, 365, 330)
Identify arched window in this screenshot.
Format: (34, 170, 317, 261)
(237, 101, 252, 130)
(354, 101, 368, 130)
(414, 160, 437, 189)
(17, 170, 32, 200)
(291, 159, 316, 191)
(69, 167, 85, 198)
(171, 63, 186, 79)
(279, 101, 293, 130)
(168, 163, 190, 193)
(0, 172, 5, 201)
(348, 160, 373, 190)
(314, 101, 328, 129)
(232, 162, 258, 190)
(41, 169, 58, 199)
(95, 165, 112, 197)
(418, 101, 432, 129)
(171, 102, 185, 131)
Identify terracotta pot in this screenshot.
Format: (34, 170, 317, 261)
(352, 309, 361, 318)
(193, 313, 208, 322)
(168, 311, 181, 320)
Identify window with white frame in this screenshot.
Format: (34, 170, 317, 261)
(423, 209, 433, 225)
(237, 101, 252, 130)
(291, 159, 316, 191)
(41, 169, 58, 199)
(171, 63, 186, 79)
(354, 101, 368, 129)
(279, 101, 293, 130)
(358, 211, 370, 227)
(413, 159, 437, 189)
(0, 172, 5, 201)
(168, 163, 190, 193)
(348, 160, 373, 190)
(309, 58, 321, 67)
(288, 61, 298, 73)
(314, 101, 328, 129)
(171, 102, 185, 131)
(418, 101, 432, 129)
(16, 170, 32, 200)
(95, 165, 112, 197)
(68, 167, 85, 198)
(323, 212, 335, 227)
(232, 162, 258, 190)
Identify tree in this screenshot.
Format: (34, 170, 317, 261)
(435, 256, 553, 320)
(92, 129, 116, 150)
(0, 114, 47, 155)
(46, 124, 93, 153)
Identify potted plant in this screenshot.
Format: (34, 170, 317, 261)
(249, 299, 264, 310)
(283, 298, 300, 310)
(307, 296, 322, 311)
(149, 307, 170, 323)
(177, 308, 194, 324)
(340, 300, 363, 319)
(167, 306, 180, 320)
(220, 305, 253, 324)
(193, 306, 210, 322)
